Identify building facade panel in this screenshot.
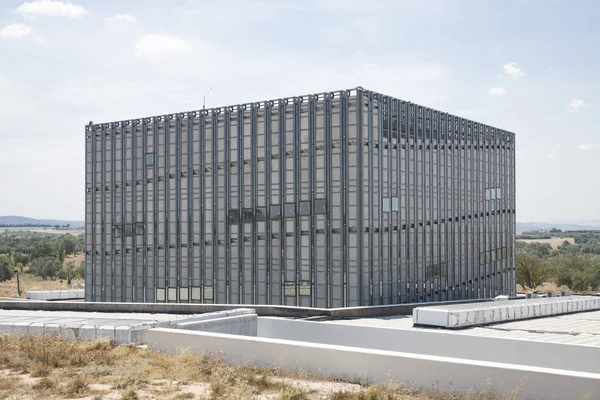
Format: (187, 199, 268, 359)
(85, 87, 516, 306)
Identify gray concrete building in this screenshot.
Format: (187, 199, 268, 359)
(85, 87, 516, 307)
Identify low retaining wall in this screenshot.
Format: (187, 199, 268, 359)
(178, 314, 257, 336)
(0, 308, 256, 344)
(0, 320, 151, 344)
(0, 298, 490, 318)
(174, 309, 257, 336)
(258, 317, 600, 374)
(413, 296, 600, 328)
(173, 308, 254, 325)
(146, 328, 600, 400)
(26, 290, 85, 301)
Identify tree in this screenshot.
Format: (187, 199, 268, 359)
(31, 241, 57, 260)
(516, 254, 550, 290)
(30, 256, 61, 281)
(57, 260, 84, 285)
(521, 242, 553, 259)
(74, 236, 84, 255)
(57, 243, 66, 263)
(0, 254, 14, 282)
(62, 234, 77, 256)
(13, 253, 30, 271)
(551, 254, 600, 293)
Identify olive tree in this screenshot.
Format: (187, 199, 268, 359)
(57, 260, 84, 285)
(0, 254, 14, 282)
(516, 253, 550, 290)
(30, 256, 62, 281)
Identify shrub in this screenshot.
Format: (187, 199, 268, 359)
(0, 254, 14, 282)
(516, 254, 550, 290)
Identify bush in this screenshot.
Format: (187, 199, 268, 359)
(516, 254, 549, 290)
(13, 253, 30, 267)
(0, 254, 14, 282)
(550, 254, 600, 293)
(57, 260, 84, 285)
(30, 256, 62, 281)
(518, 242, 553, 259)
(31, 241, 58, 260)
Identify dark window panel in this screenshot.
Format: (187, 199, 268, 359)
(228, 209, 240, 225)
(125, 224, 133, 237)
(255, 207, 267, 221)
(314, 199, 327, 214)
(284, 203, 296, 218)
(243, 208, 254, 223)
(270, 205, 281, 219)
(299, 201, 311, 216)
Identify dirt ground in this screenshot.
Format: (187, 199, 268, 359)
(517, 237, 575, 249)
(516, 281, 570, 293)
(0, 254, 85, 299)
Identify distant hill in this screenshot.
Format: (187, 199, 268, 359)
(0, 216, 84, 228)
(517, 221, 600, 232)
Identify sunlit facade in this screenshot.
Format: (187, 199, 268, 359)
(85, 87, 516, 306)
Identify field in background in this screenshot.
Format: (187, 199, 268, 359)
(517, 237, 574, 249)
(1, 227, 84, 236)
(0, 254, 84, 299)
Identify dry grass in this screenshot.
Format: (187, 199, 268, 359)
(0, 334, 525, 400)
(517, 237, 575, 249)
(516, 281, 570, 293)
(0, 254, 85, 298)
(516, 281, 596, 295)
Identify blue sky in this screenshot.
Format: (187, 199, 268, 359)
(0, 0, 598, 222)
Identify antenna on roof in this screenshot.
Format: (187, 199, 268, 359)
(203, 87, 215, 109)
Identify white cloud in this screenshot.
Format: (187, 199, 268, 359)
(105, 14, 136, 24)
(555, 144, 563, 149)
(503, 62, 524, 79)
(134, 34, 193, 59)
(548, 153, 556, 159)
(579, 143, 600, 150)
(16, 0, 88, 19)
(569, 98, 586, 111)
(488, 87, 506, 96)
(0, 23, 33, 38)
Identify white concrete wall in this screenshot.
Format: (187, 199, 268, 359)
(26, 290, 85, 300)
(258, 317, 600, 374)
(178, 314, 257, 336)
(0, 309, 256, 344)
(0, 320, 148, 344)
(172, 308, 254, 325)
(146, 328, 600, 400)
(413, 297, 600, 328)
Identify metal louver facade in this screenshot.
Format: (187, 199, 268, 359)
(85, 87, 516, 306)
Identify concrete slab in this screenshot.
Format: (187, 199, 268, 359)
(413, 296, 600, 328)
(115, 326, 132, 344)
(26, 289, 84, 301)
(0, 308, 255, 344)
